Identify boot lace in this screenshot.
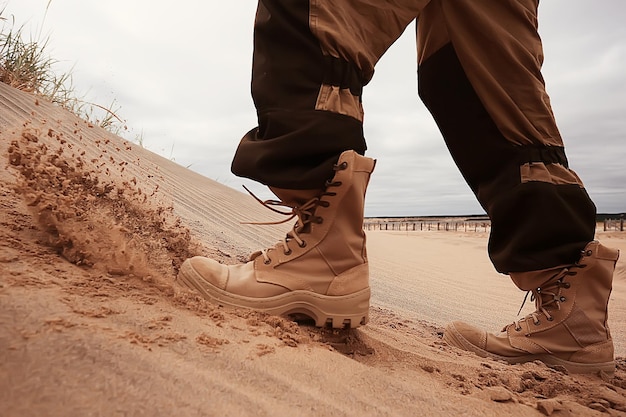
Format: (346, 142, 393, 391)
(243, 161, 348, 264)
(511, 262, 587, 332)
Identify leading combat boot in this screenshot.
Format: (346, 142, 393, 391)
(444, 241, 619, 374)
(177, 150, 376, 328)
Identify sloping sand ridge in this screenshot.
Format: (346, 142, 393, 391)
(1, 82, 625, 416)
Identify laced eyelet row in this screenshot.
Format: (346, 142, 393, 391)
(511, 264, 581, 333)
(251, 159, 348, 266)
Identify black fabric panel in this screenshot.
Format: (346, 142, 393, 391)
(323, 55, 364, 96)
(488, 182, 596, 272)
(419, 43, 596, 273)
(522, 145, 569, 166)
(251, 0, 323, 110)
(231, 110, 366, 189)
(232, 0, 366, 189)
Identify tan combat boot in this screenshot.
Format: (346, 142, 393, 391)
(444, 241, 619, 374)
(177, 150, 376, 328)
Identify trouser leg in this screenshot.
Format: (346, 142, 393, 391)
(231, 0, 427, 189)
(417, 0, 596, 273)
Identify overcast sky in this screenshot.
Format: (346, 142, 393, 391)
(3, 0, 625, 216)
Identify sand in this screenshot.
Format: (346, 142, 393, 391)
(0, 82, 624, 417)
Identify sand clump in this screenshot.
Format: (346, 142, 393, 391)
(5, 123, 315, 350)
(8, 125, 202, 279)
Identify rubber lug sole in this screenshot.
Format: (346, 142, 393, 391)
(177, 261, 370, 329)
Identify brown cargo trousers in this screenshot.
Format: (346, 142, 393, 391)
(230, 0, 596, 274)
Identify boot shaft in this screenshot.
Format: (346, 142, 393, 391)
(255, 151, 376, 294)
(312, 151, 376, 269)
(570, 242, 619, 335)
(509, 241, 619, 347)
(444, 241, 619, 373)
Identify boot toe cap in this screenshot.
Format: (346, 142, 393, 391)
(180, 256, 229, 289)
(444, 321, 488, 351)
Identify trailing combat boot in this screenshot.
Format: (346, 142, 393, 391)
(444, 241, 619, 374)
(177, 150, 376, 328)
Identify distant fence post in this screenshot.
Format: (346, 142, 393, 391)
(364, 218, 501, 234)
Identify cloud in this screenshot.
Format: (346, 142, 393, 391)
(4, 0, 624, 216)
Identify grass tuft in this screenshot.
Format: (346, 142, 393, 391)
(0, 2, 127, 135)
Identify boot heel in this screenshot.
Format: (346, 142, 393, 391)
(301, 287, 371, 329)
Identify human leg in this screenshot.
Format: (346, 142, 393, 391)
(177, 0, 426, 328)
(415, 0, 619, 373)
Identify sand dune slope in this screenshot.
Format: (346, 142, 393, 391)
(1, 83, 625, 416)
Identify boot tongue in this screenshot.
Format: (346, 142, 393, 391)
(247, 191, 322, 261)
(510, 265, 569, 291)
(272, 187, 324, 235)
(511, 266, 572, 324)
(270, 187, 323, 206)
